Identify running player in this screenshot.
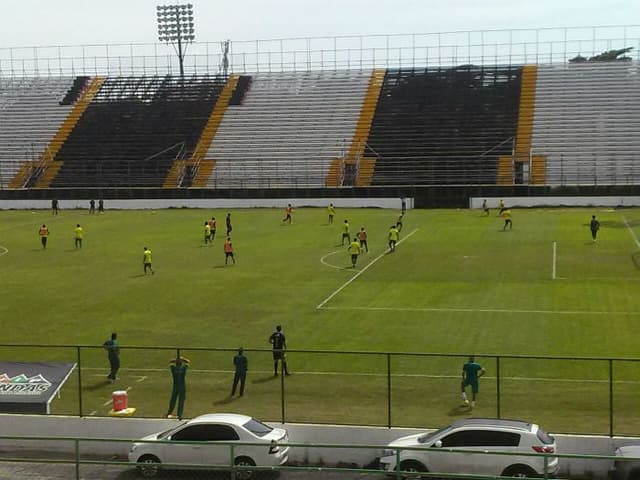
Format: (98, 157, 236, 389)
(224, 237, 235, 265)
(341, 220, 350, 246)
(348, 237, 361, 268)
(358, 226, 368, 253)
(502, 209, 512, 230)
(388, 224, 399, 252)
(482, 199, 490, 216)
(282, 204, 293, 224)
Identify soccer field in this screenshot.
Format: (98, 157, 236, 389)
(1, 206, 640, 434)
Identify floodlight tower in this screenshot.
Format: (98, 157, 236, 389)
(156, 3, 195, 78)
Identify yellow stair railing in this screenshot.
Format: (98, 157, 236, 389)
(164, 75, 240, 188)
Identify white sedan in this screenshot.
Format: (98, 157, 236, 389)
(128, 413, 289, 479)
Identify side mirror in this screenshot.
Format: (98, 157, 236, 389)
(433, 440, 443, 448)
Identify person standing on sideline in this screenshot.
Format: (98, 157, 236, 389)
(590, 215, 600, 242)
(269, 325, 290, 376)
(39, 224, 50, 249)
(98, 199, 104, 213)
(209, 217, 216, 241)
(89, 199, 95, 214)
(348, 237, 361, 268)
(226, 213, 233, 236)
(51, 199, 59, 215)
(358, 227, 368, 253)
(103, 333, 120, 383)
(282, 204, 293, 224)
(166, 356, 190, 420)
(143, 246, 154, 275)
(401, 198, 406, 214)
(224, 237, 235, 265)
(461, 356, 486, 408)
(74, 224, 84, 249)
(231, 347, 248, 397)
(482, 199, 490, 216)
(327, 203, 336, 224)
(397, 213, 404, 232)
(204, 221, 211, 245)
(341, 220, 350, 246)
(388, 224, 399, 252)
(502, 209, 512, 230)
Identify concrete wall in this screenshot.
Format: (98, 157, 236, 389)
(0, 414, 635, 479)
(0, 197, 414, 210)
(470, 196, 640, 208)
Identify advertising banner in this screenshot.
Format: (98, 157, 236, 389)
(0, 362, 76, 414)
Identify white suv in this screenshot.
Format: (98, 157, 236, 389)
(379, 418, 558, 478)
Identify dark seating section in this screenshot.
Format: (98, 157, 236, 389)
(59, 76, 91, 105)
(368, 66, 522, 185)
(51, 75, 227, 187)
(228, 75, 252, 105)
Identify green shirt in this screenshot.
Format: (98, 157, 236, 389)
(170, 364, 189, 388)
(463, 361, 483, 383)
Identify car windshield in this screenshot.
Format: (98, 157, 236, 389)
(243, 418, 274, 437)
(157, 422, 188, 439)
(418, 425, 453, 444)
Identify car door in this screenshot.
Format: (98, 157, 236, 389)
(200, 424, 241, 468)
(168, 424, 209, 468)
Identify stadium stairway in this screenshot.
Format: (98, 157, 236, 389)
(1, 77, 76, 189)
(531, 61, 640, 185)
(30, 77, 105, 188)
(163, 74, 240, 188)
(204, 70, 372, 188)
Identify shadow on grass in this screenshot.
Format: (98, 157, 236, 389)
(448, 404, 473, 416)
(130, 274, 146, 278)
(213, 395, 235, 406)
(83, 379, 113, 392)
(252, 374, 278, 384)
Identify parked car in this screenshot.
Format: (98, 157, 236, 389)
(379, 418, 558, 478)
(128, 413, 289, 479)
(611, 445, 640, 480)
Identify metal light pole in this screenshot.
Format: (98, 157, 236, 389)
(156, 4, 195, 78)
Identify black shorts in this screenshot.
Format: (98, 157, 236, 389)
(272, 351, 285, 361)
(225, 252, 233, 257)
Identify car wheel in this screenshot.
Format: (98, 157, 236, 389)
(399, 460, 428, 479)
(234, 456, 257, 480)
(502, 465, 537, 478)
(137, 455, 161, 478)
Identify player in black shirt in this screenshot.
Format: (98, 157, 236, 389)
(590, 215, 600, 242)
(269, 325, 290, 376)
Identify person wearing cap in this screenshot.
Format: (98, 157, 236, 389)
(231, 347, 248, 396)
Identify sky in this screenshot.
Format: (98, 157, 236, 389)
(0, 0, 638, 48)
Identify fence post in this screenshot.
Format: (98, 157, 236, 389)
(609, 359, 614, 437)
(281, 364, 286, 424)
(496, 356, 501, 418)
(76, 346, 83, 417)
(230, 443, 236, 480)
(387, 353, 392, 428)
(75, 438, 80, 480)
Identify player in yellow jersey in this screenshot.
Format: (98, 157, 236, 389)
(327, 203, 336, 224)
(388, 225, 399, 252)
(143, 246, 154, 275)
(502, 209, 512, 230)
(348, 237, 361, 268)
(204, 221, 211, 245)
(341, 220, 350, 246)
(74, 224, 83, 249)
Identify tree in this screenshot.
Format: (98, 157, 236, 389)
(569, 47, 634, 63)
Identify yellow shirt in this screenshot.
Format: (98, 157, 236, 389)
(502, 210, 511, 219)
(348, 241, 360, 255)
(389, 227, 399, 241)
(342, 223, 350, 234)
(143, 249, 152, 263)
(74, 227, 83, 239)
(205, 224, 211, 235)
(328, 206, 336, 216)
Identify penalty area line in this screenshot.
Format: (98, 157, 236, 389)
(316, 229, 419, 309)
(622, 214, 640, 249)
(320, 305, 640, 316)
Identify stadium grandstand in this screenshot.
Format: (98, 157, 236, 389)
(0, 26, 639, 206)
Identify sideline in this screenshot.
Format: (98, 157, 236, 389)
(316, 229, 419, 309)
(623, 214, 640, 249)
(320, 305, 640, 316)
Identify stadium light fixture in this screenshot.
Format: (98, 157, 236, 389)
(156, 3, 195, 78)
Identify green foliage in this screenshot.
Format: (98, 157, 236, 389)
(569, 47, 634, 63)
(1, 207, 640, 433)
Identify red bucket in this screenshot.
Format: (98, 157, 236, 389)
(112, 390, 128, 411)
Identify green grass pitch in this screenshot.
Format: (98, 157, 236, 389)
(1, 206, 640, 435)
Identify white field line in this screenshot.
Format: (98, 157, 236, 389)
(320, 250, 358, 271)
(623, 215, 640, 249)
(85, 367, 640, 385)
(320, 305, 640, 316)
(552, 241, 557, 280)
(316, 229, 419, 309)
(0, 245, 8, 257)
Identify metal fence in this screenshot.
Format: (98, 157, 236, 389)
(2, 344, 640, 436)
(1, 25, 639, 77)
